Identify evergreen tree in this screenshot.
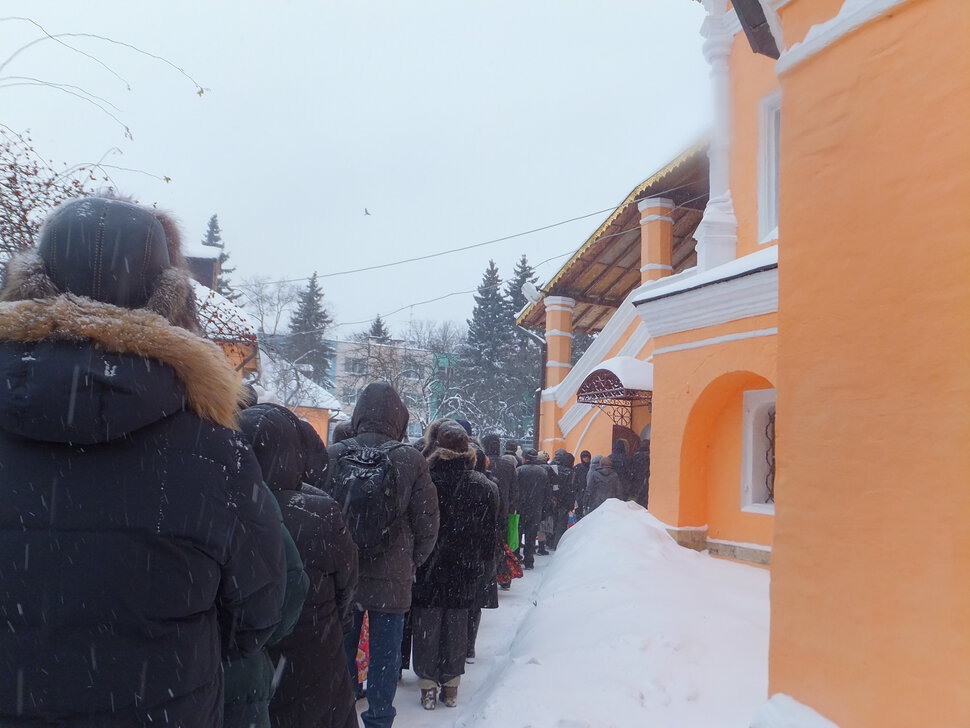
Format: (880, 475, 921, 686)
(201, 214, 241, 301)
(502, 254, 543, 439)
(366, 314, 392, 342)
(287, 272, 334, 387)
(454, 260, 519, 435)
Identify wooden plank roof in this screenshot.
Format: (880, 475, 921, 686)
(517, 145, 709, 331)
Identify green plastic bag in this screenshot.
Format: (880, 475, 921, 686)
(506, 513, 520, 552)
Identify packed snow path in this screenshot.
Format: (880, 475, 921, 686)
(361, 500, 772, 728)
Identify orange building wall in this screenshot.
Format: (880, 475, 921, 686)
(776, 0, 847, 47)
(649, 314, 777, 548)
(729, 33, 780, 258)
(294, 406, 331, 445)
(771, 1, 970, 725)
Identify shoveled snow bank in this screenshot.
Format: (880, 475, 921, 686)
(751, 694, 841, 728)
(459, 499, 770, 728)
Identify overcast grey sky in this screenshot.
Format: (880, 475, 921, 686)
(2, 1, 709, 337)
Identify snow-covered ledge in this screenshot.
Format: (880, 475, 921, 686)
(633, 246, 778, 338)
(777, 0, 913, 74)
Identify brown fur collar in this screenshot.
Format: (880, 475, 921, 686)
(0, 295, 245, 429)
(425, 444, 477, 469)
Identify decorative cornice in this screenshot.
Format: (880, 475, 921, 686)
(639, 215, 674, 224)
(545, 329, 574, 339)
(640, 263, 673, 273)
(636, 266, 777, 338)
(652, 328, 778, 356)
(777, 0, 913, 75)
(544, 296, 576, 309)
(637, 197, 674, 212)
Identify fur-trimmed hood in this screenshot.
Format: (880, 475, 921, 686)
(422, 418, 476, 469)
(0, 295, 246, 442)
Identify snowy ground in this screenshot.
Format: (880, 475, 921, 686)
(361, 500, 773, 728)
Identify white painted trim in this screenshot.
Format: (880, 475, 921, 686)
(742, 503, 776, 516)
(639, 214, 674, 224)
(541, 436, 566, 444)
(777, 0, 913, 74)
(741, 388, 776, 511)
(552, 298, 639, 401)
(706, 537, 772, 551)
(545, 329, 574, 339)
(652, 328, 778, 357)
(540, 386, 559, 402)
(546, 361, 571, 369)
(559, 402, 593, 436)
(544, 296, 576, 309)
(636, 266, 778, 338)
(759, 227, 779, 246)
(724, 7, 743, 36)
(545, 305, 574, 313)
(637, 197, 675, 212)
(572, 406, 602, 453)
(758, 90, 782, 242)
(640, 263, 673, 273)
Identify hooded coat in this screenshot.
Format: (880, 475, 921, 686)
(582, 456, 625, 514)
(327, 382, 439, 613)
(552, 449, 578, 511)
(482, 434, 515, 521)
(0, 197, 285, 727)
(240, 404, 359, 728)
(516, 453, 552, 526)
(414, 422, 498, 610)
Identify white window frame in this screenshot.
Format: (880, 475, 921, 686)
(758, 90, 782, 244)
(740, 388, 776, 514)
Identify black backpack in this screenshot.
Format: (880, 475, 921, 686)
(331, 439, 406, 555)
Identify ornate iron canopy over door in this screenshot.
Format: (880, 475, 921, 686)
(577, 357, 653, 428)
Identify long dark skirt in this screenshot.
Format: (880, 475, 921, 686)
(411, 607, 469, 687)
(268, 613, 358, 728)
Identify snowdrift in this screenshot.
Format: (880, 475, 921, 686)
(459, 499, 770, 728)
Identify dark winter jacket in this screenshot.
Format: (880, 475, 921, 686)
(516, 456, 552, 525)
(327, 382, 439, 613)
(629, 444, 651, 508)
(474, 443, 501, 609)
(0, 295, 285, 724)
(224, 492, 309, 728)
(552, 449, 579, 512)
(483, 434, 516, 521)
(611, 440, 634, 499)
(240, 404, 359, 728)
(582, 456, 625, 514)
(414, 451, 498, 610)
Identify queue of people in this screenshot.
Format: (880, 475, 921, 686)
(0, 195, 650, 727)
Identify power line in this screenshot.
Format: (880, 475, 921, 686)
(275, 178, 702, 284)
(319, 191, 709, 331)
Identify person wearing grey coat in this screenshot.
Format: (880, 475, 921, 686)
(581, 455, 625, 515)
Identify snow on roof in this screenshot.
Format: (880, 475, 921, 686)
(256, 346, 342, 411)
(590, 355, 654, 391)
(192, 281, 259, 344)
(633, 244, 778, 305)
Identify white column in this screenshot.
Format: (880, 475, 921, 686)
(695, 0, 739, 271)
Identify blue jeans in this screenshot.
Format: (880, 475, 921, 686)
(344, 609, 406, 728)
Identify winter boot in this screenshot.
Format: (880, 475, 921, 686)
(440, 685, 458, 708)
(421, 688, 437, 710)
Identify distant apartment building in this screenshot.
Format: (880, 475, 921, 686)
(328, 337, 451, 439)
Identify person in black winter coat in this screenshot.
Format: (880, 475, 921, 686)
(516, 449, 551, 569)
(0, 196, 286, 727)
(466, 442, 500, 663)
(413, 420, 498, 710)
(328, 382, 439, 728)
(611, 439, 634, 500)
(629, 439, 651, 508)
(550, 449, 577, 548)
(240, 403, 360, 728)
(298, 417, 331, 490)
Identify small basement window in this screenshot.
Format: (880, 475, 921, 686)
(741, 388, 776, 514)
